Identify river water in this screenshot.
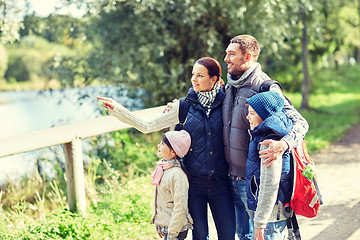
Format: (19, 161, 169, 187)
(0, 86, 143, 183)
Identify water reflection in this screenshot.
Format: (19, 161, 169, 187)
(0, 85, 143, 183)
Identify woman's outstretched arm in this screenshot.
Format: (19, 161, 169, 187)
(97, 97, 180, 133)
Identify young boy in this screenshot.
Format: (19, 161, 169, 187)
(150, 130, 193, 240)
(245, 92, 294, 240)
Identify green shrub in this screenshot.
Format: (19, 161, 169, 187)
(4, 36, 76, 83)
(5, 49, 49, 82)
(26, 211, 91, 239)
(5, 54, 30, 82)
(90, 129, 162, 179)
(0, 173, 157, 239)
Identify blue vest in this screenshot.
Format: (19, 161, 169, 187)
(182, 87, 229, 177)
(245, 112, 293, 211)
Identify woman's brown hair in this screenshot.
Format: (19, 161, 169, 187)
(195, 57, 224, 90)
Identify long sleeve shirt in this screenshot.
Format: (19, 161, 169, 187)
(109, 101, 180, 133)
(270, 84, 309, 150)
(254, 144, 287, 228)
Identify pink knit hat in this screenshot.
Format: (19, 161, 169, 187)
(165, 130, 191, 158)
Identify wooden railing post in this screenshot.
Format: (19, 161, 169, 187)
(64, 136, 86, 214)
(64, 142, 75, 212)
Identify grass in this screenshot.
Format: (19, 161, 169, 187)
(0, 64, 359, 239)
(285, 64, 360, 152)
(0, 173, 157, 240)
(0, 129, 161, 239)
(303, 93, 360, 151)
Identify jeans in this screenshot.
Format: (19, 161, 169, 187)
(229, 177, 253, 240)
(188, 175, 235, 240)
(164, 230, 189, 240)
(249, 210, 287, 240)
(263, 221, 287, 240)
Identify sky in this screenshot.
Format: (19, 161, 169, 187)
(25, 0, 86, 18)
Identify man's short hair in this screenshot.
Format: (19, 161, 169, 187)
(230, 35, 260, 61)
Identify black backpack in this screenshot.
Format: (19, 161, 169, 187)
(174, 97, 190, 131)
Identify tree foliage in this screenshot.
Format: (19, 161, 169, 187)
(83, 0, 234, 106)
(80, 0, 360, 107)
(0, 0, 24, 43)
(3, 0, 360, 108)
(20, 14, 87, 48)
(79, 0, 297, 106)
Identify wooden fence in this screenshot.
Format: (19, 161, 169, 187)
(0, 106, 165, 214)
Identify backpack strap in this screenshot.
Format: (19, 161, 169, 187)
(259, 79, 292, 106)
(313, 178, 324, 205)
(174, 97, 190, 131)
(287, 213, 302, 240)
(259, 79, 283, 92)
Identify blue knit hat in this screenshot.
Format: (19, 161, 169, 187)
(246, 92, 284, 121)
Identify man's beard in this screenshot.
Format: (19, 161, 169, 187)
(230, 70, 245, 80)
(230, 74, 240, 80)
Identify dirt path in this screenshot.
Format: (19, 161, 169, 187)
(186, 122, 360, 240)
(297, 122, 360, 240)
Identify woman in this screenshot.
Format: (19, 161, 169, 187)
(97, 57, 235, 240)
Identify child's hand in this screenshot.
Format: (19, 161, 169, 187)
(157, 230, 164, 238)
(96, 96, 116, 110)
(254, 227, 265, 240)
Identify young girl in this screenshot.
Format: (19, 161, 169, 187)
(150, 130, 193, 240)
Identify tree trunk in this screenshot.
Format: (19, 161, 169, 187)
(358, 0, 360, 62)
(301, 12, 311, 110)
(356, 47, 360, 63)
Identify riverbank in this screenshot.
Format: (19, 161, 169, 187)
(0, 78, 62, 92)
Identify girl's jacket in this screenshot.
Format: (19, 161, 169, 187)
(151, 166, 193, 236)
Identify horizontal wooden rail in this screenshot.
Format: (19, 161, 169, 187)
(0, 105, 166, 214)
(0, 106, 165, 158)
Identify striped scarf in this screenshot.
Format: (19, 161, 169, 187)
(196, 84, 220, 116)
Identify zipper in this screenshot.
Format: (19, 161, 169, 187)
(250, 175, 258, 200)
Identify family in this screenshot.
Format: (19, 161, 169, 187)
(97, 34, 309, 240)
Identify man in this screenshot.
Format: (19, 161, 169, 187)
(222, 34, 309, 240)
